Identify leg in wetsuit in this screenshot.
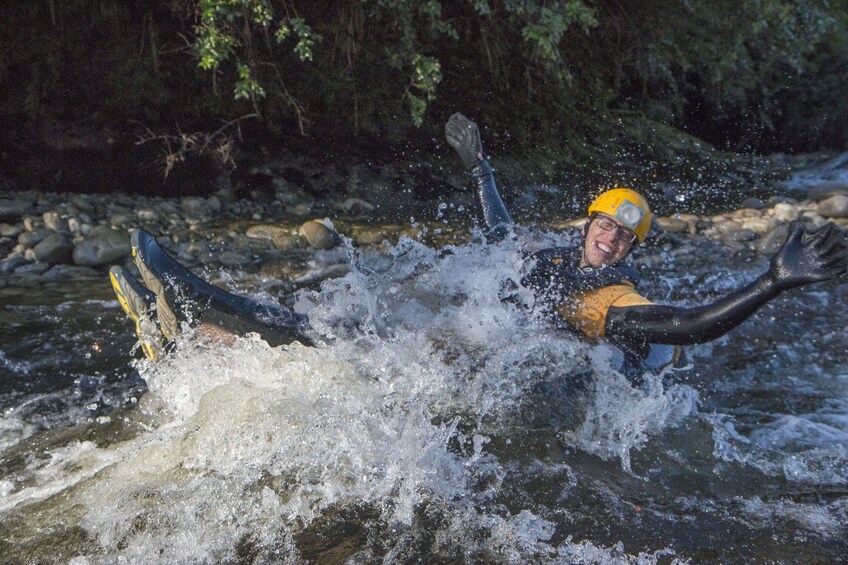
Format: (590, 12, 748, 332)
(130, 229, 313, 349)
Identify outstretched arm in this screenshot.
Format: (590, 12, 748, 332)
(605, 222, 848, 345)
(445, 112, 512, 239)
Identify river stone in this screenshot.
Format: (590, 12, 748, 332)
(41, 264, 101, 280)
(43, 211, 67, 233)
(740, 197, 766, 210)
(275, 233, 308, 251)
(816, 194, 848, 218)
(246, 224, 287, 241)
(67, 217, 83, 236)
(801, 211, 826, 226)
(14, 261, 50, 276)
(338, 198, 375, 213)
(18, 228, 51, 248)
(655, 216, 688, 233)
(767, 195, 798, 206)
(287, 203, 313, 217)
(33, 233, 75, 264)
(741, 217, 778, 234)
(137, 208, 160, 222)
(72, 226, 131, 267)
(22, 216, 41, 232)
(721, 227, 758, 243)
(807, 184, 848, 201)
(0, 197, 34, 222)
(206, 195, 222, 214)
(0, 255, 29, 274)
(771, 203, 800, 222)
(218, 250, 249, 268)
(110, 213, 139, 229)
(181, 196, 210, 219)
(756, 223, 791, 255)
(300, 219, 339, 250)
(0, 223, 21, 238)
(154, 201, 182, 216)
(70, 194, 95, 212)
(0, 237, 13, 257)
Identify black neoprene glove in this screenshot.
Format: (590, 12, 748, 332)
(445, 112, 485, 169)
(765, 221, 848, 291)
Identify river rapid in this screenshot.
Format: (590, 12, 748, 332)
(2, 178, 848, 562)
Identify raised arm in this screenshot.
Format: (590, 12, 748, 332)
(445, 112, 512, 239)
(606, 222, 848, 345)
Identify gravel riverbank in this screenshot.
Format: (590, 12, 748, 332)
(2, 157, 847, 289)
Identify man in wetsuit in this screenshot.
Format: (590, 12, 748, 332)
(112, 113, 848, 367)
(444, 112, 848, 367)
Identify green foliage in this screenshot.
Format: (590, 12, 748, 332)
(0, 0, 845, 158)
(184, 0, 605, 129)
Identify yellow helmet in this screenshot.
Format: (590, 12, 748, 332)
(587, 188, 653, 243)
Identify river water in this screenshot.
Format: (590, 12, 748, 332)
(1, 180, 848, 562)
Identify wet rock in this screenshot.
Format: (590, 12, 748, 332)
(0, 223, 21, 238)
(807, 184, 848, 201)
(43, 211, 67, 233)
(740, 197, 766, 209)
(300, 219, 340, 250)
(41, 264, 101, 280)
(72, 226, 132, 267)
(352, 226, 396, 246)
(337, 198, 375, 213)
(729, 208, 763, 219)
(154, 201, 182, 217)
(655, 217, 688, 233)
(0, 196, 35, 222)
(740, 217, 778, 234)
(0, 255, 29, 274)
(137, 209, 159, 222)
(801, 211, 826, 226)
(816, 194, 848, 218)
(756, 223, 791, 255)
(70, 194, 95, 213)
(67, 217, 83, 237)
(720, 227, 758, 243)
(770, 203, 800, 222)
(22, 216, 41, 232)
(206, 195, 222, 215)
(110, 213, 138, 229)
(246, 224, 306, 251)
(18, 228, 51, 248)
(33, 233, 75, 264)
(246, 224, 287, 241)
(287, 203, 313, 218)
(14, 261, 50, 276)
(218, 250, 249, 268)
(767, 195, 798, 206)
(181, 196, 211, 219)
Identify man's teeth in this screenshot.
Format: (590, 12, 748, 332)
(598, 243, 611, 254)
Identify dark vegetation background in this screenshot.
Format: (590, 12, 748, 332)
(1, 0, 846, 201)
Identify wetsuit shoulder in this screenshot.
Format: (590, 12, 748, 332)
(556, 282, 652, 340)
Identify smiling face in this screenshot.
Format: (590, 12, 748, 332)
(580, 214, 636, 268)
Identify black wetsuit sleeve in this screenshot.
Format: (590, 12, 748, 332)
(606, 221, 848, 346)
(605, 275, 781, 345)
(468, 159, 512, 241)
